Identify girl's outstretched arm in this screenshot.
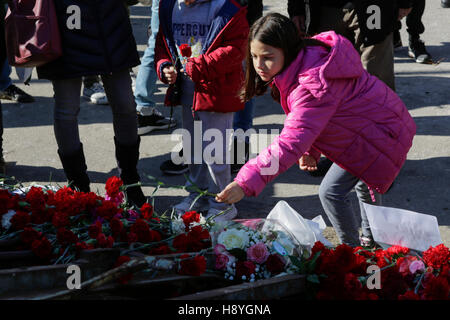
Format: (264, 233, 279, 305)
(216, 181, 245, 204)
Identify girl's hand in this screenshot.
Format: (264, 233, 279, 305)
(216, 181, 245, 204)
(299, 154, 318, 171)
(163, 65, 177, 84)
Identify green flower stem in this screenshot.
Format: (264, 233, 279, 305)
(206, 207, 232, 224)
(54, 246, 70, 265)
(121, 235, 179, 255)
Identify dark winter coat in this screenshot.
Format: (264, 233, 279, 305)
(37, 0, 140, 80)
(287, 0, 414, 46)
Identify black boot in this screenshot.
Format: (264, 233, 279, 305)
(57, 144, 90, 192)
(114, 137, 146, 208)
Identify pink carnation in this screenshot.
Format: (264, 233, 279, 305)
(409, 260, 425, 274)
(247, 242, 270, 264)
(215, 254, 229, 270)
(105, 192, 124, 207)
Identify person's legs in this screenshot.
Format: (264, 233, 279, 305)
(0, 59, 34, 103)
(53, 77, 90, 192)
(173, 104, 209, 213)
(82, 75, 108, 105)
(344, 8, 396, 91)
(406, 0, 432, 64)
(197, 110, 237, 220)
(53, 78, 83, 155)
(406, 0, 425, 41)
(134, 0, 159, 112)
(101, 69, 146, 207)
(101, 70, 138, 147)
(355, 180, 382, 241)
(0, 60, 12, 91)
(231, 100, 253, 173)
(318, 163, 361, 247)
(135, 0, 175, 135)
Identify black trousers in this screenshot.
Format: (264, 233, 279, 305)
(395, 0, 426, 40)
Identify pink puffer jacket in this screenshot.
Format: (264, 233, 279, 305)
(235, 31, 416, 197)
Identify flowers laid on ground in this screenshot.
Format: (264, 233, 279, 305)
(0, 177, 211, 280)
(211, 219, 307, 282)
(299, 241, 449, 300)
(1, 177, 449, 299)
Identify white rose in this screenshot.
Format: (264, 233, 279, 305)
(217, 229, 250, 250)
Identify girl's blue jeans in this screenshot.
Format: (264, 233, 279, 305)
(318, 162, 382, 246)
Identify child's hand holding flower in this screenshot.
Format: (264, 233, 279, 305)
(216, 181, 245, 204)
(163, 65, 177, 84)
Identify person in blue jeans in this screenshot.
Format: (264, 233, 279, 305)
(0, 59, 35, 104)
(159, 0, 263, 176)
(134, 0, 176, 136)
(0, 1, 34, 104)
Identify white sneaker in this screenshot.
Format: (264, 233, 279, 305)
(206, 205, 237, 222)
(83, 82, 108, 105)
(173, 194, 208, 215)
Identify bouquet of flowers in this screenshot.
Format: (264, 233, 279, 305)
(300, 241, 450, 300)
(210, 218, 308, 282)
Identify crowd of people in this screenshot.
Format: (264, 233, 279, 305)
(0, 0, 446, 248)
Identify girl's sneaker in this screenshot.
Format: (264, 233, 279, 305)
(174, 194, 208, 215)
(206, 205, 237, 222)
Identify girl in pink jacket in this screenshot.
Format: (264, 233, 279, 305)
(216, 13, 416, 247)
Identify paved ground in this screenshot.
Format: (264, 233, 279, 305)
(2, 1, 449, 247)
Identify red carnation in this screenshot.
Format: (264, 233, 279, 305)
(140, 203, 154, 221)
(178, 254, 206, 276)
(114, 255, 133, 284)
(96, 233, 114, 248)
(235, 261, 256, 279)
(179, 43, 192, 57)
(52, 211, 70, 228)
(266, 254, 286, 275)
(398, 290, 421, 300)
(57, 228, 79, 246)
(148, 244, 172, 255)
(173, 233, 188, 253)
(422, 274, 450, 300)
(130, 218, 154, 243)
(109, 217, 124, 237)
(75, 241, 94, 255)
(10, 211, 31, 230)
(186, 225, 211, 251)
(96, 200, 119, 221)
(181, 210, 200, 228)
(31, 237, 53, 260)
(25, 186, 46, 208)
(386, 245, 410, 258)
(88, 221, 103, 239)
(422, 244, 450, 270)
(127, 232, 138, 244)
(20, 227, 42, 246)
(105, 176, 123, 199)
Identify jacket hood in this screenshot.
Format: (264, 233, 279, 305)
(275, 31, 364, 100)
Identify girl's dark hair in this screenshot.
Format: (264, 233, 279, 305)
(241, 12, 329, 103)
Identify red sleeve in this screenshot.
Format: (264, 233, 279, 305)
(184, 8, 249, 83)
(155, 29, 173, 84)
